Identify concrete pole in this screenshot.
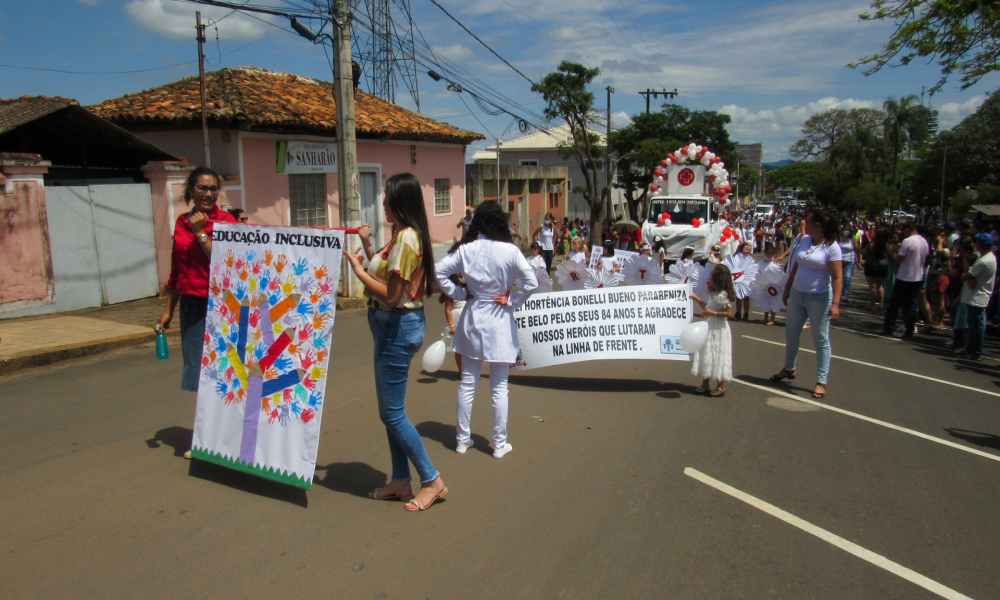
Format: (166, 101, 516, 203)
(196, 12, 211, 168)
(333, 0, 361, 298)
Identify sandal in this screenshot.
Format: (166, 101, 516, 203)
(404, 483, 449, 512)
(769, 368, 796, 382)
(710, 388, 726, 397)
(812, 383, 826, 399)
(368, 481, 414, 502)
(695, 386, 710, 395)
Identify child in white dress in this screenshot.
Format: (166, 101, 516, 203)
(436, 202, 538, 459)
(567, 237, 589, 263)
(690, 264, 735, 396)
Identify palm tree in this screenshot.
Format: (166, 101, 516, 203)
(884, 95, 934, 214)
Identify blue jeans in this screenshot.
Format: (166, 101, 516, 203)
(841, 262, 855, 300)
(784, 289, 833, 384)
(367, 307, 439, 483)
(967, 305, 987, 359)
(179, 296, 207, 392)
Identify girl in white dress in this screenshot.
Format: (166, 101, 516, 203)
(436, 202, 538, 459)
(568, 237, 589, 263)
(690, 264, 735, 396)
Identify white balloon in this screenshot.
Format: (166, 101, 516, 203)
(704, 152, 715, 161)
(680, 321, 709, 353)
(421, 340, 447, 373)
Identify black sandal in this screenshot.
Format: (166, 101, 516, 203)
(812, 383, 826, 399)
(769, 369, 796, 382)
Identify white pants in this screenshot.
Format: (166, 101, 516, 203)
(456, 358, 509, 447)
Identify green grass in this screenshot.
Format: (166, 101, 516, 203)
(190, 446, 312, 489)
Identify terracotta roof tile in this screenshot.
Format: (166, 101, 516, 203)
(0, 96, 78, 135)
(89, 66, 484, 144)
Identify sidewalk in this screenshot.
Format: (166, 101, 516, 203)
(0, 293, 369, 377)
(0, 297, 168, 377)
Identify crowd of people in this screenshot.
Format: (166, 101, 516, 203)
(159, 166, 995, 512)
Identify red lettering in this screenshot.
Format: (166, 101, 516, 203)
(570, 272, 579, 281)
(731, 271, 744, 281)
(639, 269, 647, 279)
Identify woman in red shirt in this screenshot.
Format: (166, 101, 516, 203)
(155, 167, 237, 456)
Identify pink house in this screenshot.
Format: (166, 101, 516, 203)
(90, 67, 484, 288)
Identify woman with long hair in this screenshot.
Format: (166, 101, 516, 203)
(344, 173, 446, 512)
(531, 212, 557, 273)
(861, 230, 890, 310)
(770, 209, 843, 399)
(155, 167, 238, 459)
(437, 201, 538, 460)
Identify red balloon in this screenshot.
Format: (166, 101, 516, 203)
(681, 146, 689, 155)
(702, 146, 709, 154)
(708, 175, 716, 183)
(734, 232, 740, 240)
(667, 154, 677, 163)
(650, 184, 659, 192)
(663, 213, 671, 220)
(660, 160, 668, 168)
(712, 156, 722, 164)
(724, 185, 732, 193)
(654, 168, 663, 177)
(691, 218, 701, 228)
(657, 216, 665, 226)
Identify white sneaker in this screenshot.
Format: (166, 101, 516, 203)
(456, 440, 474, 454)
(492, 443, 513, 459)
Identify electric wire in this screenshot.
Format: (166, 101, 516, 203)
(426, 0, 534, 85)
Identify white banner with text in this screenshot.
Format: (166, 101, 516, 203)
(510, 284, 693, 371)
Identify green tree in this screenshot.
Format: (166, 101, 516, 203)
(608, 106, 736, 222)
(766, 162, 814, 190)
(883, 95, 938, 213)
(790, 108, 885, 160)
(850, 0, 1000, 92)
(531, 61, 606, 245)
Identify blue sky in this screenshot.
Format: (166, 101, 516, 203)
(2, 0, 996, 161)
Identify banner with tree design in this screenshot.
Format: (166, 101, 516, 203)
(191, 224, 343, 489)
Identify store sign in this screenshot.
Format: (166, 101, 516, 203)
(276, 140, 338, 174)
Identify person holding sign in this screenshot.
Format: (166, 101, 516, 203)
(690, 265, 735, 396)
(155, 167, 237, 459)
(344, 173, 447, 512)
(436, 201, 538, 459)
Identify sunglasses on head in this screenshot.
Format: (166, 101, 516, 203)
(196, 184, 221, 194)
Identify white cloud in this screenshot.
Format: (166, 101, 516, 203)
(550, 26, 607, 42)
(431, 43, 473, 62)
(611, 110, 631, 129)
(937, 94, 987, 129)
(125, 0, 271, 41)
(76, 0, 102, 5)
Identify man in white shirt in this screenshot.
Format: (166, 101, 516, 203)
(882, 222, 930, 339)
(960, 233, 997, 360)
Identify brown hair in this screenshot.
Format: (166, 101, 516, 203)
(182, 166, 222, 204)
(708, 264, 736, 303)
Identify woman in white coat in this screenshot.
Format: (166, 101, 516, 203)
(436, 202, 538, 459)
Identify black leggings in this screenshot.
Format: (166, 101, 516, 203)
(542, 249, 553, 273)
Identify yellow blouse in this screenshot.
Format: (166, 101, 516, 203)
(365, 227, 425, 309)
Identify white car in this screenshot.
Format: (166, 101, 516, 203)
(882, 209, 915, 219)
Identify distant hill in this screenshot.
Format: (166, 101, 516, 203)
(764, 159, 795, 167)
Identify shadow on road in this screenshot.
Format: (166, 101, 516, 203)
(416, 421, 492, 455)
(944, 428, 1000, 451)
(417, 370, 461, 383)
(145, 426, 193, 457)
(507, 375, 688, 394)
(736, 374, 815, 397)
(314, 461, 389, 498)
(188, 460, 309, 508)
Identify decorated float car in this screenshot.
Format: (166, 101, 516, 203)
(641, 143, 740, 261)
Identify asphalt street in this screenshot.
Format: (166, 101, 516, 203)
(2, 275, 999, 600)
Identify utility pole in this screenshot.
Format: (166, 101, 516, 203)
(605, 86, 614, 218)
(332, 0, 361, 298)
(196, 11, 211, 168)
(638, 88, 678, 114)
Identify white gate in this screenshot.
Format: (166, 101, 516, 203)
(45, 184, 159, 310)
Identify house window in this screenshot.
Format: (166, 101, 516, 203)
(289, 174, 327, 227)
(434, 178, 451, 214)
(519, 159, 538, 166)
(596, 159, 604, 172)
(528, 180, 542, 194)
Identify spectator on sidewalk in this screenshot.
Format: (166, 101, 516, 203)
(957, 233, 997, 360)
(155, 167, 238, 459)
(883, 222, 930, 339)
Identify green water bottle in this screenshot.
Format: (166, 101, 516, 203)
(155, 325, 169, 360)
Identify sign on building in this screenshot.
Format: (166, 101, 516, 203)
(276, 140, 339, 174)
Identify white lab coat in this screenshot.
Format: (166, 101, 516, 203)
(436, 238, 538, 363)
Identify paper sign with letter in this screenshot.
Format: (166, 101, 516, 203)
(510, 284, 692, 371)
(191, 224, 343, 489)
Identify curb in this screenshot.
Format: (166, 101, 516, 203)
(0, 329, 177, 378)
(1, 297, 369, 377)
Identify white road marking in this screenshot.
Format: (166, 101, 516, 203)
(742, 335, 1000, 398)
(729, 379, 1000, 463)
(684, 467, 976, 600)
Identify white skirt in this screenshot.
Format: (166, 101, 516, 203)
(691, 316, 732, 385)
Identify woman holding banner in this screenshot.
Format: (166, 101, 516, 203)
(436, 201, 538, 460)
(344, 173, 447, 512)
(155, 167, 237, 459)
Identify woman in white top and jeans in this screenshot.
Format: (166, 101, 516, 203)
(437, 201, 538, 459)
(532, 212, 556, 274)
(770, 209, 843, 398)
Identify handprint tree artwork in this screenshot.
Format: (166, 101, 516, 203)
(191, 225, 343, 489)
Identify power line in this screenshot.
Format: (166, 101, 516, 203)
(426, 0, 534, 85)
